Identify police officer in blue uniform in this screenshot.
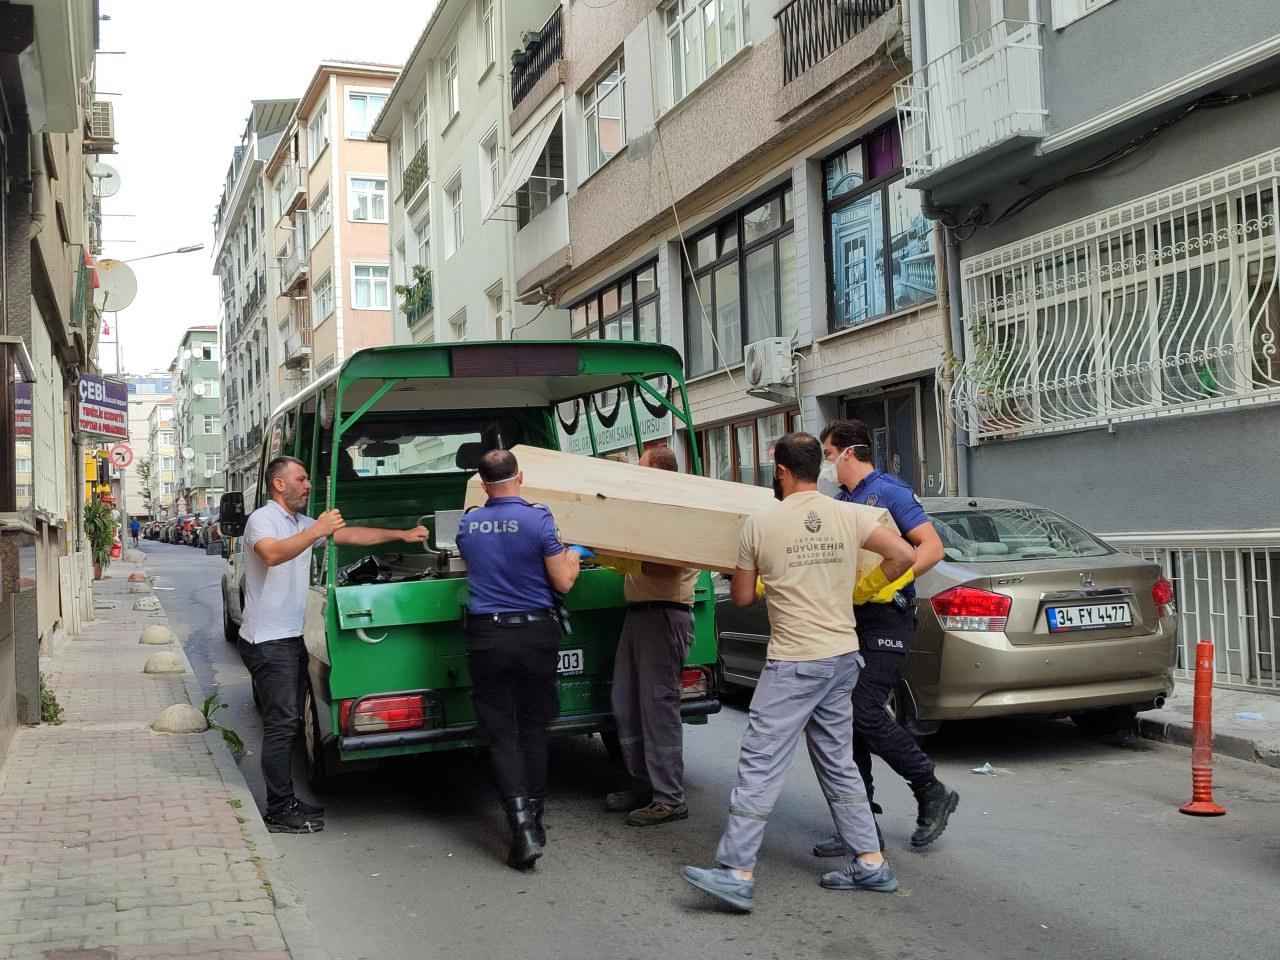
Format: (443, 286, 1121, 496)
(812, 419, 959, 852)
(455, 448, 581, 870)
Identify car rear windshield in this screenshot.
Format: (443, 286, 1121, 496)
(932, 508, 1112, 563)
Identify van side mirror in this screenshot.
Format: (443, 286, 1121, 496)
(219, 492, 247, 538)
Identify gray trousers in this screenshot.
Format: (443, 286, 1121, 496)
(715, 651, 879, 872)
(610, 607, 694, 805)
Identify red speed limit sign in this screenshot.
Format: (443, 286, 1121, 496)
(109, 444, 133, 468)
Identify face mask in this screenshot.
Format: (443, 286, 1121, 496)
(818, 458, 840, 485)
(772, 473, 784, 501)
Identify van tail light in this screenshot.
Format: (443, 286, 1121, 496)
(1152, 577, 1176, 619)
(680, 667, 709, 700)
(340, 694, 426, 733)
(931, 586, 1012, 632)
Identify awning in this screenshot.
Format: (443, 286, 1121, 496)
(482, 105, 562, 223)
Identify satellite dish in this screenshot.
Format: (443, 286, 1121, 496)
(92, 259, 137, 312)
(181, 348, 192, 360)
(193, 383, 206, 396)
(90, 162, 122, 198)
(182, 447, 195, 460)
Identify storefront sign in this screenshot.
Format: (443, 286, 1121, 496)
(556, 389, 673, 457)
(77, 374, 129, 441)
(15, 384, 32, 439)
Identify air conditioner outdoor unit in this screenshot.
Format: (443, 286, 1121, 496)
(84, 101, 116, 153)
(744, 337, 794, 400)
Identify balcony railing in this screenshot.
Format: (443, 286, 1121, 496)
(946, 148, 1280, 444)
(510, 6, 563, 110)
(401, 270, 433, 326)
(403, 141, 430, 203)
(274, 161, 307, 224)
(776, 0, 896, 85)
(279, 243, 307, 292)
(894, 19, 1046, 184)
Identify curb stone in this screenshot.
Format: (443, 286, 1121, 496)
(163, 578, 335, 960)
(1137, 716, 1280, 770)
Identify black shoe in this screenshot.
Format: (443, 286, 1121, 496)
(264, 800, 324, 835)
(911, 780, 959, 847)
(502, 796, 542, 870)
(529, 797, 547, 846)
(294, 798, 325, 817)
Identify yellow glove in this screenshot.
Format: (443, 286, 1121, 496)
(853, 567, 915, 605)
(595, 554, 643, 577)
(755, 577, 766, 601)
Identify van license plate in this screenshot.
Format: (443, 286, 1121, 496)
(557, 649, 584, 675)
(1046, 603, 1132, 632)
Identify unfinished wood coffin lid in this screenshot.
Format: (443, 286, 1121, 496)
(462, 445, 897, 575)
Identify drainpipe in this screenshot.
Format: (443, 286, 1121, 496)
(944, 225, 970, 497)
(29, 134, 48, 239)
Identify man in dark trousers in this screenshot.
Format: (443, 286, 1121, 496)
(240, 456, 426, 834)
(604, 445, 700, 827)
(813, 419, 958, 852)
(456, 449, 581, 870)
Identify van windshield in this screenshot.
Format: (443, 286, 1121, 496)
(932, 507, 1112, 563)
(337, 417, 522, 479)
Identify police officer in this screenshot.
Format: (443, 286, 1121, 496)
(813, 419, 958, 852)
(455, 449, 581, 870)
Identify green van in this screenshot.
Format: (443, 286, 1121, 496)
(219, 340, 720, 788)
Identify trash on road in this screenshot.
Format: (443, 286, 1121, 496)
(1234, 712, 1263, 721)
(971, 762, 996, 775)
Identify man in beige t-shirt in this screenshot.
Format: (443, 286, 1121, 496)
(605, 446, 702, 826)
(682, 433, 915, 912)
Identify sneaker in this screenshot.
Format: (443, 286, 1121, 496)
(813, 821, 883, 857)
(626, 801, 689, 827)
(264, 800, 324, 835)
(820, 858, 899, 893)
(605, 788, 651, 812)
(910, 782, 959, 847)
(294, 798, 326, 817)
(681, 865, 754, 912)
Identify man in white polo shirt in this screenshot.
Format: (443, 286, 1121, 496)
(240, 455, 427, 834)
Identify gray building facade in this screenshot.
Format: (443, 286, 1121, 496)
(171, 327, 224, 515)
(900, 0, 1280, 687)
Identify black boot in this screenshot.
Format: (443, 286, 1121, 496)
(529, 797, 547, 846)
(910, 779, 959, 847)
(503, 796, 543, 870)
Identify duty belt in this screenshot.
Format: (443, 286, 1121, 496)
(477, 610, 557, 626)
(627, 601, 693, 613)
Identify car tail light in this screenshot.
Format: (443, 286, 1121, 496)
(680, 667, 708, 700)
(931, 586, 1012, 632)
(340, 694, 425, 733)
(1152, 577, 1176, 619)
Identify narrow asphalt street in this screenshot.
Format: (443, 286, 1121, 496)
(144, 539, 1280, 960)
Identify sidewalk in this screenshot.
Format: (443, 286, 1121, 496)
(0, 559, 329, 960)
(1140, 680, 1280, 769)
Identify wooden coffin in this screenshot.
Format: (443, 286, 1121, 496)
(462, 445, 898, 576)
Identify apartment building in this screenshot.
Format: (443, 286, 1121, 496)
(146, 401, 176, 521)
(0, 0, 102, 753)
(170, 327, 224, 515)
(122, 374, 173, 520)
(898, 0, 1280, 687)
(371, 0, 569, 345)
(498, 1, 947, 487)
(261, 61, 399, 416)
(213, 100, 297, 495)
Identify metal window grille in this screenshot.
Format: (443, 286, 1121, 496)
(947, 148, 1280, 442)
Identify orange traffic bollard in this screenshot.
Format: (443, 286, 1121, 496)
(1179, 639, 1226, 817)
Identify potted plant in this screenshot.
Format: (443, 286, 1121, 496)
(395, 265, 433, 325)
(83, 500, 118, 580)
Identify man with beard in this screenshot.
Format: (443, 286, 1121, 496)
(239, 455, 427, 834)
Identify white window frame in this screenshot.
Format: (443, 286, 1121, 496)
(203, 415, 220, 436)
(412, 92, 429, 153)
(204, 453, 222, 474)
(443, 44, 460, 120)
(310, 184, 332, 244)
(583, 56, 626, 177)
(345, 88, 389, 140)
(448, 308, 467, 341)
(313, 270, 335, 321)
(479, 0, 496, 70)
(479, 126, 501, 212)
(1051, 0, 1118, 29)
(444, 174, 464, 258)
(347, 175, 389, 223)
(307, 100, 329, 159)
(351, 262, 392, 311)
(663, 0, 750, 105)
(414, 213, 431, 269)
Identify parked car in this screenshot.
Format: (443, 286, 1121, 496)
(160, 518, 180, 543)
(715, 497, 1178, 736)
(196, 512, 221, 548)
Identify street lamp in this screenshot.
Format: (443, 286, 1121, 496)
(104, 243, 204, 375)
